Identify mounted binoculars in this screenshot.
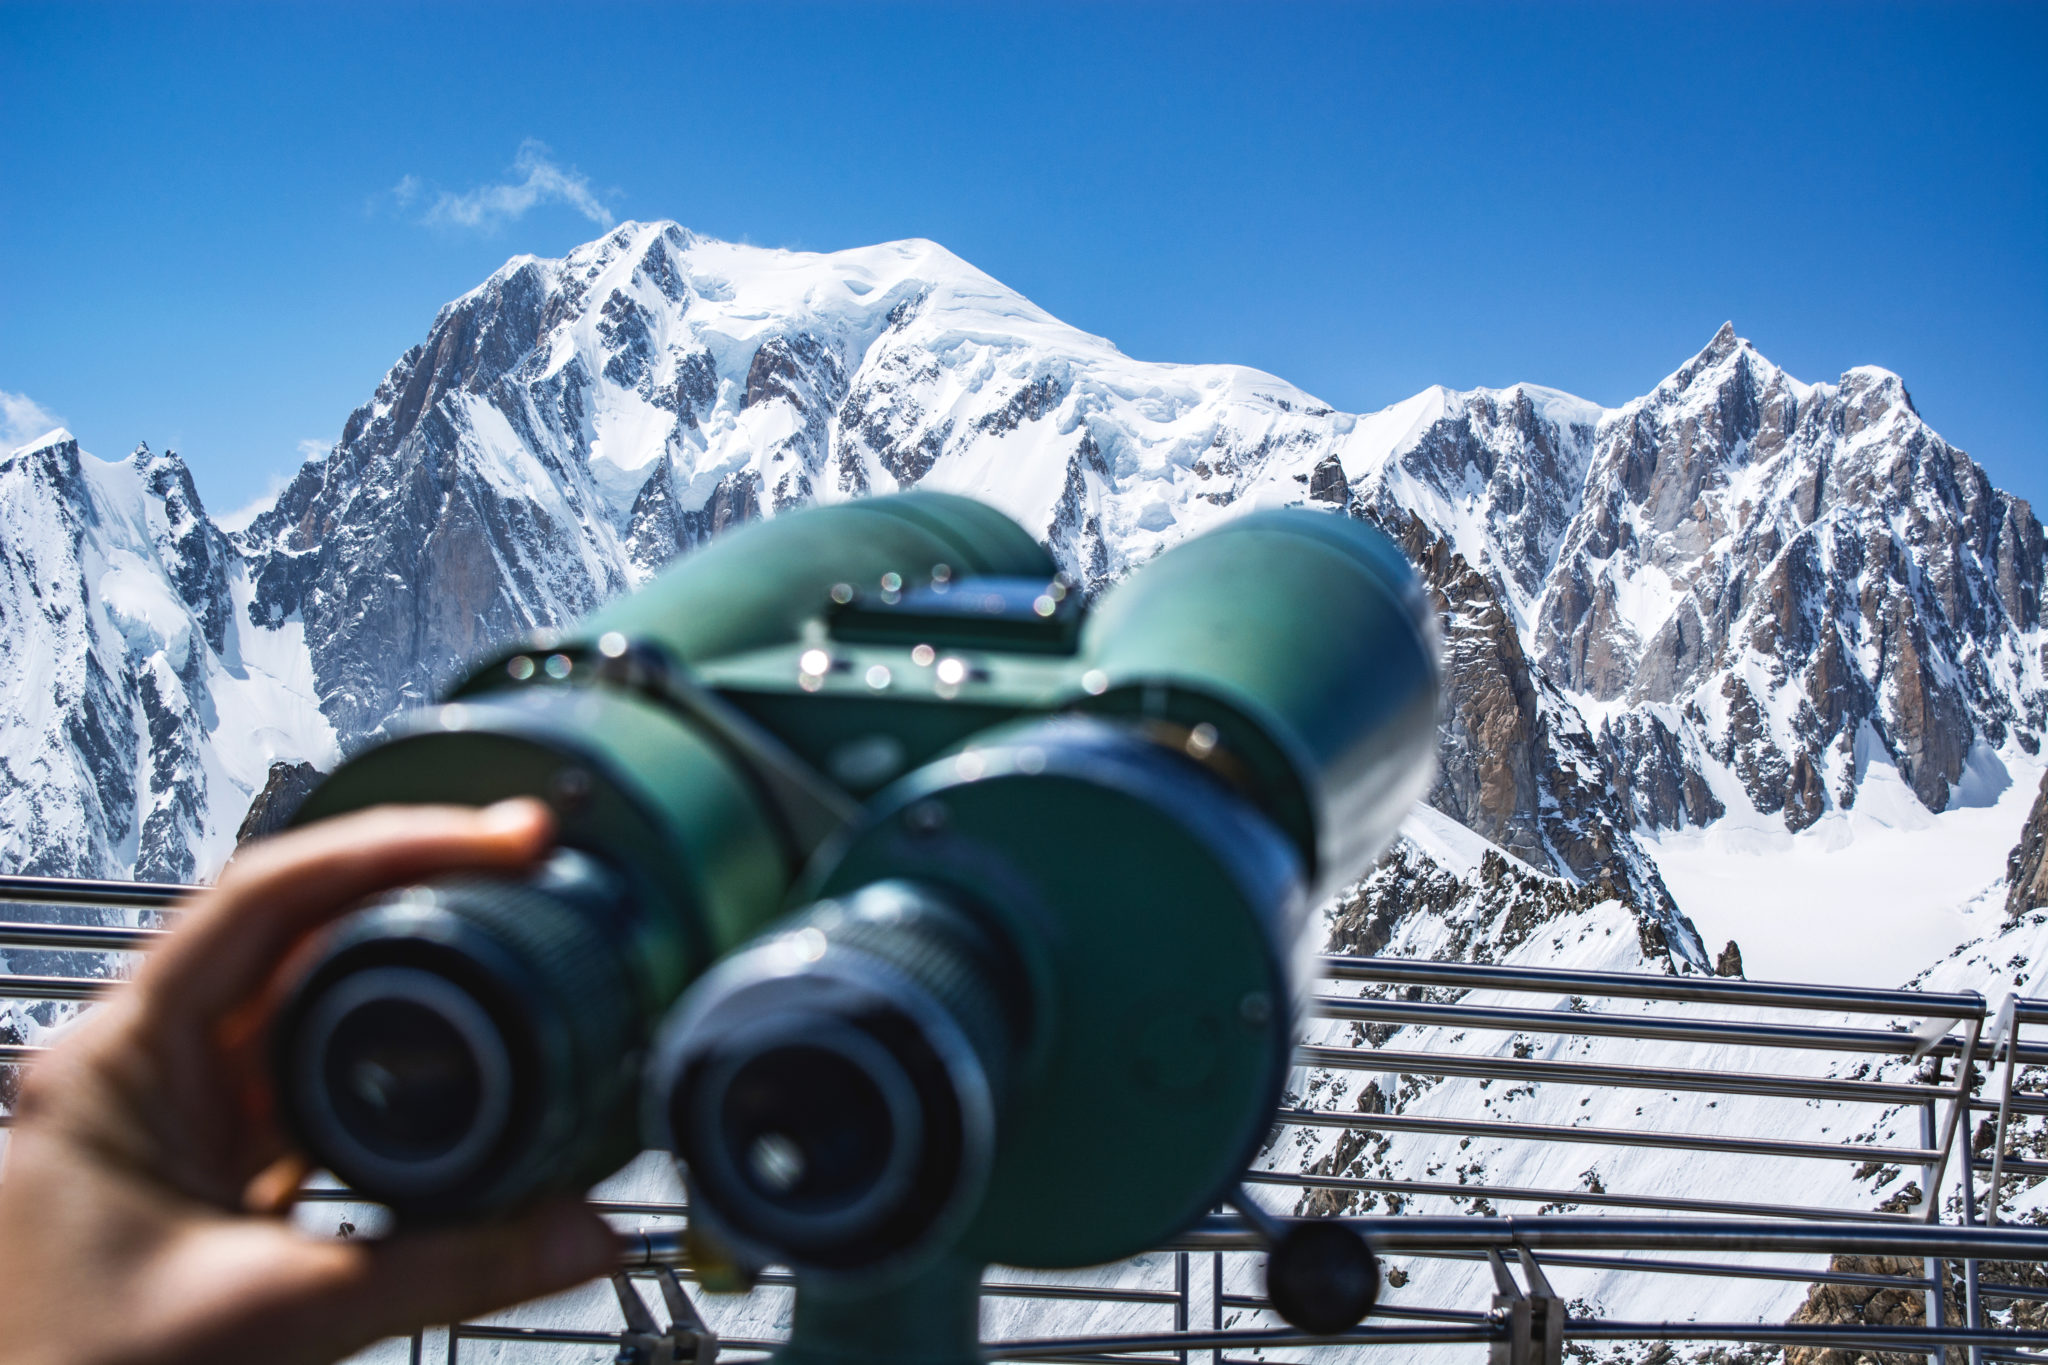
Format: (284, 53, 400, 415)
(269, 491, 1441, 1359)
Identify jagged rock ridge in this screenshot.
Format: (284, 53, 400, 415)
(3, 225, 2040, 983)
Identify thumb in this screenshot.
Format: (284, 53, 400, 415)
(339, 1199, 617, 1341)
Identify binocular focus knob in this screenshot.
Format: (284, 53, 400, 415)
(1264, 1220, 1381, 1336)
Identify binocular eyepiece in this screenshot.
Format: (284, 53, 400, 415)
(276, 849, 646, 1216)
(654, 881, 1023, 1275)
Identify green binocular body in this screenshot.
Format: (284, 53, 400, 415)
(271, 490, 1440, 1361)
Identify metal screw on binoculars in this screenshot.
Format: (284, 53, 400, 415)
(267, 491, 1442, 1360)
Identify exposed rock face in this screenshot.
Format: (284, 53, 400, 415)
(1535, 327, 2043, 827)
(1328, 839, 1668, 969)
(239, 245, 642, 747)
(234, 760, 325, 844)
(1784, 1255, 1961, 1365)
(2009, 774, 2048, 921)
(1366, 509, 1698, 960)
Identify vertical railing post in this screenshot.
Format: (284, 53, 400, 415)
(1962, 1104, 1985, 1365)
(1175, 1250, 1189, 1365)
(1944, 1018, 1984, 1365)
(1211, 1250, 1223, 1365)
(1922, 1083, 1944, 1365)
(1987, 1009, 2021, 1227)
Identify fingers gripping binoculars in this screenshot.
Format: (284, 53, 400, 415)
(268, 492, 1441, 1362)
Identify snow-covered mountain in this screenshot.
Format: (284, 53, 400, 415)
(0, 433, 334, 880)
(10, 218, 2048, 1360)
(5, 219, 2041, 968)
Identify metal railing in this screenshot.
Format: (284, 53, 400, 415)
(7, 873, 2048, 1365)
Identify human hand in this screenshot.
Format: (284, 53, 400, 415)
(0, 801, 619, 1365)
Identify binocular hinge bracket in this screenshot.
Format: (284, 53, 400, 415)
(596, 642, 861, 859)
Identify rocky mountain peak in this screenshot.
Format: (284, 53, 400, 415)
(1503, 320, 2048, 828)
(2, 427, 83, 481)
(1837, 363, 1916, 421)
(4, 227, 2039, 998)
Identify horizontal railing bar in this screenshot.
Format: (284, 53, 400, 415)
(1562, 1321, 2048, 1348)
(1217, 1297, 1490, 1324)
(450, 1324, 619, 1344)
(1168, 1215, 2048, 1259)
(581, 1200, 691, 1219)
(0, 975, 116, 1001)
(1978, 1281, 2048, 1303)
(450, 1323, 784, 1350)
(1971, 1095, 2048, 1118)
(988, 1326, 1501, 1355)
(1, 1007, 1960, 1104)
(1245, 1168, 1912, 1222)
(1299, 1044, 1951, 1104)
(1405, 1248, 1935, 1290)
(980, 1282, 1185, 1306)
(1975, 1157, 2048, 1178)
(573, 1263, 1254, 1309)
(1311, 996, 1977, 1058)
(295, 1189, 706, 1222)
(0, 922, 162, 951)
(1205, 1335, 2048, 1364)
(0, 875, 191, 909)
(1320, 955, 1986, 1017)
(0, 1045, 38, 1062)
(1272, 1105, 1940, 1165)
(687, 1271, 1178, 1309)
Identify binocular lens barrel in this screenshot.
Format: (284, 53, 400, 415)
(653, 881, 1021, 1275)
(275, 849, 647, 1217)
(297, 966, 515, 1185)
(711, 1022, 924, 1225)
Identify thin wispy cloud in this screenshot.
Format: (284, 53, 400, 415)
(1, 390, 66, 453)
(389, 140, 616, 234)
(217, 440, 326, 532)
(216, 471, 294, 534)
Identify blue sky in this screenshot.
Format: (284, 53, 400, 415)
(1, 1, 2042, 516)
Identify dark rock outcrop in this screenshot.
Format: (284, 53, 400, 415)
(2008, 774, 2048, 921)
(235, 761, 325, 845)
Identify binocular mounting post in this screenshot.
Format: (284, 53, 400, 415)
(612, 1269, 720, 1365)
(777, 1256, 985, 1365)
